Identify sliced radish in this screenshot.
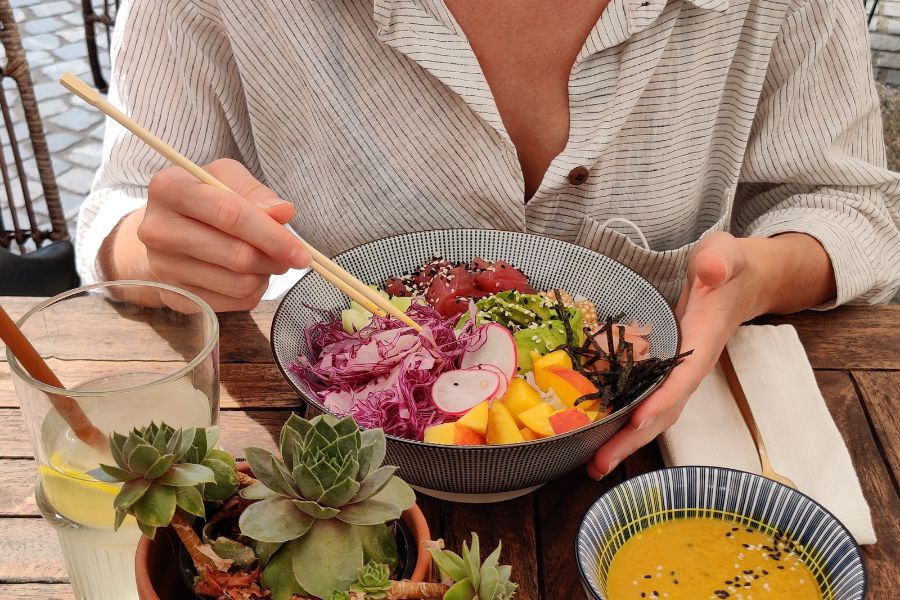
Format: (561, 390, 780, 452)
(431, 368, 501, 415)
(474, 364, 508, 399)
(460, 323, 517, 382)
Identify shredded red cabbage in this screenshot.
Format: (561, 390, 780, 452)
(290, 303, 477, 440)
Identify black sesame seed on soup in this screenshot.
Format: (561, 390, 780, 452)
(606, 517, 825, 599)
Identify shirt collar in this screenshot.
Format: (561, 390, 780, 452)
(681, 0, 730, 12)
(577, 0, 729, 60)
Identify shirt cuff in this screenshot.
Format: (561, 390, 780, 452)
(745, 211, 879, 310)
(75, 186, 149, 285)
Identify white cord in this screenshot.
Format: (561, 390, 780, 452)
(599, 217, 650, 250)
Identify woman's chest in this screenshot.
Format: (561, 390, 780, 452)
(227, 0, 782, 251)
(443, 0, 611, 198)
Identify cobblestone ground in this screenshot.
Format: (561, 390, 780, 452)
(870, 0, 900, 87)
(1, 0, 897, 252)
(2, 0, 107, 245)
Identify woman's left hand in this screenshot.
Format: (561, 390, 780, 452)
(587, 231, 770, 479)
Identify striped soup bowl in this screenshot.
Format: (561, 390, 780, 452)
(576, 466, 867, 599)
(271, 229, 680, 502)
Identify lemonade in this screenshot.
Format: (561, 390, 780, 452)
(35, 373, 213, 600)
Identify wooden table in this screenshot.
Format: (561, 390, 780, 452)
(0, 298, 897, 599)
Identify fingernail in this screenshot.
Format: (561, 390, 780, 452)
(600, 458, 621, 478)
(636, 415, 656, 431)
(289, 246, 309, 268)
(259, 197, 292, 209)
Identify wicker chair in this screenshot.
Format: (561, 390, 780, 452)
(83, 0, 119, 93)
(0, 0, 80, 295)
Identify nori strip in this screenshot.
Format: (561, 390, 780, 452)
(546, 295, 693, 413)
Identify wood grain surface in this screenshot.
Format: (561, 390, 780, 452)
(815, 371, 899, 598)
(852, 370, 900, 483)
(754, 305, 900, 370)
(0, 362, 297, 409)
(0, 459, 37, 516)
(0, 518, 67, 581)
(0, 298, 896, 599)
(0, 584, 74, 598)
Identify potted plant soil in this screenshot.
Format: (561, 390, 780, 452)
(94, 414, 517, 599)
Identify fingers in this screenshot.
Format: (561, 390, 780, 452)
(589, 274, 741, 480)
(691, 231, 747, 288)
(674, 278, 691, 318)
(148, 250, 271, 300)
(138, 217, 289, 275)
(148, 164, 309, 268)
(141, 160, 302, 312)
(180, 182, 309, 268)
(586, 422, 663, 479)
(158, 280, 269, 313)
(205, 159, 296, 224)
(587, 351, 703, 479)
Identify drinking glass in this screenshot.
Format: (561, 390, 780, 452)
(7, 281, 219, 600)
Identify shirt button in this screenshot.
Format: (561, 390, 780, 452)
(567, 166, 589, 185)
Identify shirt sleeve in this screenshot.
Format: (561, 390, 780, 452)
(733, 0, 900, 307)
(75, 0, 259, 284)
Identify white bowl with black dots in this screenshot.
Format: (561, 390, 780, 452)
(576, 466, 867, 599)
(271, 229, 680, 502)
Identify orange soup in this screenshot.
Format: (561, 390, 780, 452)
(606, 517, 824, 600)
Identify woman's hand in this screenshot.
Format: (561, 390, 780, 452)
(100, 159, 311, 312)
(586, 231, 836, 479)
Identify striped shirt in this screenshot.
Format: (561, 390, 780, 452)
(76, 0, 900, 305)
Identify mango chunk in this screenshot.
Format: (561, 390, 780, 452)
(519, 427, 538, 441)
(541, 366, 598, 409)
(456, 400, 489, 436)
(423, 422, 456, 445)
(579, 402, 612, 421)
(549, 408, 592, 434)
(518, 402, 555, 438)
(454, 424, 486, 446)
(533, 350, 574, 391)
(576, 400, 612, 420)
(486, 402, 525, 445)
(501, 378, 542, 427)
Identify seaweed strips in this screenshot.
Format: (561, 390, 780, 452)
(551, 289, 692, 414)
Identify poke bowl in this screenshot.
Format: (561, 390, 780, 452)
(576, 466, 866, 599)
(271, 229, 682, 502)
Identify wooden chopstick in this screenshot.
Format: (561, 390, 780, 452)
(59, 73, 421, 331)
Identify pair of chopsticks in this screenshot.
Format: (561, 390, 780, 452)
(58, 73, 421, 332)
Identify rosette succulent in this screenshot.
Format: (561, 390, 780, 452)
(90, 423, 238, 539)
(429, 533, 517, 600)
(349, 561, 393, 598)
(238, 413, 416, 600)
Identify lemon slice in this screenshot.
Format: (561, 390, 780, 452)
(39, 453, 131, 530)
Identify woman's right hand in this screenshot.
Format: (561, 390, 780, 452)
(100, 158, 311, 312)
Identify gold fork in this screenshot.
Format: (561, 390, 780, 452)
(719, 347, 798, 489)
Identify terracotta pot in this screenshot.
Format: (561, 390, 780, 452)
(135, 462, 433, 599)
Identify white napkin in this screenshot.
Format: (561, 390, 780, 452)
(263, 267, 308, 300)
(659, 325, 877, 545)
(262, 224, 308, 300)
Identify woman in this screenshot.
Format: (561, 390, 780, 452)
(77, 0, 900, 477)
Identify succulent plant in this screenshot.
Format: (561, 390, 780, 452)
(329, 591, 351, 600)
(429, 533, 517, 600)
(238, 413, 416, 600)
(349, 560, 393, 598)
(90, 423, 237, 539)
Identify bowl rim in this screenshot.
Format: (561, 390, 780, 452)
(271, 227, 683, 450)
(574, 465, 869, 600)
